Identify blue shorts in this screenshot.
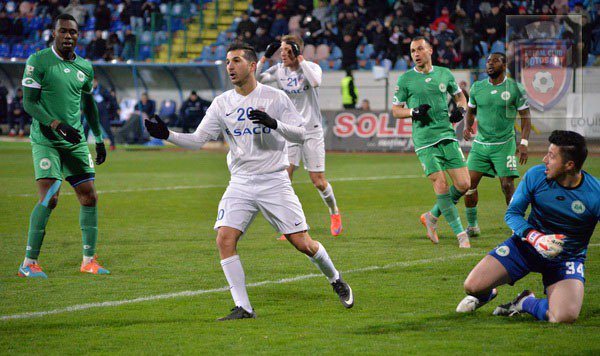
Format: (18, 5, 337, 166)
(489, 236, 585, 291)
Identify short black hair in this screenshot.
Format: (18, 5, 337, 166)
(549, 130, 588, 171)
(490, 52, 507, 64)
(411, 36, 432, 48)
(226, 42, 257, 63)
(54, 13, 78, 29)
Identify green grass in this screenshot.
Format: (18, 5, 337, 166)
(1, 142, 599, 354)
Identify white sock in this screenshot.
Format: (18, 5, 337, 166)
(308, 242, 340, 283)
(23, 257, 37, 265)
(83, 255, 94, 264)
(318, 183, 339, 215)
(221, 255, 253, 313)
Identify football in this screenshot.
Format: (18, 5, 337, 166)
(532, 71, 555, 93)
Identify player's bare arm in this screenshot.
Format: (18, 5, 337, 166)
(464, 106, 476, 141)
(517, 108, 532, 164)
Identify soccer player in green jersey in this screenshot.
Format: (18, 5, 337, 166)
(392, 37, 471, 248)
(17, 13, 109, 278)
(462, 53, 531, 237)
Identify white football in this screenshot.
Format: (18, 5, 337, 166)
(532, 71, 554, 94)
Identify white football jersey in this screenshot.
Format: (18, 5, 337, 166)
(195, 83, 305, 176)
(260, 61, 323, 136)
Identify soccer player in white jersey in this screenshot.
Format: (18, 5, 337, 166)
(144, 42, 354, 321)
(256, 35, 343, 238)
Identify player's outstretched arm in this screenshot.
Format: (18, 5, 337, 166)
(145, 114, 213, 150)
(248, 109, 305, 143)
(82, 93, 106, 164)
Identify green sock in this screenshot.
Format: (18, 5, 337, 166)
(466, 207, 478, 227)
(26, 203, 53, 259)
(431, 204, 442, 218)
(437, 193, 464, 235)
(449, 185, 464, 204)
(80, 206, 98, 257)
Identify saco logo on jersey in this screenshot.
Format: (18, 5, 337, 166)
(571, 200, 586, 214)
(39, 158, 51, 170)
(77, 70, 85, 82)
(516, 38, 572, 112)
(225, 126, 272, 137)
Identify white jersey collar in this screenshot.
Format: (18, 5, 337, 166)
(51, 46, 77, 61)
(487, 76, 507, 86)
(413, 65, 434, 74)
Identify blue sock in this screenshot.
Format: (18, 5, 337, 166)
(522, 297, 549, 321)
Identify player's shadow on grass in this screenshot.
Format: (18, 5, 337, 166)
(353, 312, 539, 335)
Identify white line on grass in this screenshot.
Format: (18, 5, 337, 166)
(12, 174, 423, 197)
(1, 252, 478, 321)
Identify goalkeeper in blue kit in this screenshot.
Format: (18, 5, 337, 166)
(456, 131, 599, 323)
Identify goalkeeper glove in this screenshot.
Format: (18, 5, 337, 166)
(523, 229, 566, 258)
(95, 142, 106, 165)
(411, 104, 432, 125)
(450, 107, 466, 123)
(287, 41, 301, 57)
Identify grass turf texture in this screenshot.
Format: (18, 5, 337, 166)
(1, 141, 599, 354)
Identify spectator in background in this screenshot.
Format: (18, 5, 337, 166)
(237, 12, 256, 37)
(135, 92, 155, 119)
(252, 0, 271, 17)
(256, 12, 273, 32)
(333, 32, 361, 70)
(430, 6, 455, 32)
(484, 5, 504, 45)
(250, 27, 272, 53)
(366, 21, 389, 62)
(0, 81, 7, 133)
(359, 99, 371, 111)
(341, 69, 358, 109)
(121, 27, 136, 60)
(84, 79, 117, 150)
(270, 13, 288, 41)
(94, 0, 111, 32)
(0, 11, 11, 42)
(61, 0, 87, 26)
(87, 30, 107, 61)
(120, 0, 132, 26)
(130, 0, 144, 33)
(107, 33, 122, 60)
(178, 91, 211, 133)
(8, 88, 30, 137)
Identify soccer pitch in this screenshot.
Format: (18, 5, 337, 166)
(1, 142, 599, 354)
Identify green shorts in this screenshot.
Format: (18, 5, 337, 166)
(415, 140, 467, 176)
(32, 142, 95, 185)
(467, 140, 519, 178)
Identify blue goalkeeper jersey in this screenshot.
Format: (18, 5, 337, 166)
(505, 164, 600, 261)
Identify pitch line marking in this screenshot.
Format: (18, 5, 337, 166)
(11, 174, 424, 197)
(0, 253, 478, 321)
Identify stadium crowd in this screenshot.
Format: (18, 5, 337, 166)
(1, 0, 599, 137)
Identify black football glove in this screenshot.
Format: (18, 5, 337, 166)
(411, 104, 432, 125)
(248, 110, 278, 129)
(288, 41, 300, 57)
(95, 142, 106, 165)
(55, 122, 81, 145)
(450, 106, 466, 123)
(264, 42, 281, 58)
(144, 114, 170, 140)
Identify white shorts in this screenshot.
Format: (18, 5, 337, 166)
(288, 135, 325, 172)
(214, 170, 310, 234)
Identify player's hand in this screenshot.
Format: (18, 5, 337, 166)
(95, 142, 107, 165)
(517, 144, 528, 165)
(523, 230, 566, 258)
(450, 107, 466, 123)
(463, 126, 474, 141)
(55, 122, 81, 145)
(248, 109, 278, 129)
(411, 104, 432, 125)
(288, 41, 301, 57)
(264, 42, 281, 58)
(144, 114, 169, 140)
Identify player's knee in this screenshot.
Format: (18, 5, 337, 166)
(44, 195, 59, 209)
(549, 307, 579, 324)
(501, 181, 514, 194)
(215, 233, 235, 251)
(463, 278, 480, 295)
(455, 181, 470, 194)
(80, 191, 98, 207)
(313, 179, 327, 191)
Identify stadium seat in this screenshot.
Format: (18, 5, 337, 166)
(302, 44, 316, 61)
(288, 15, 302, 37)
(199, 46, 213, 61)
(11, 44, 26, 58)
(328, 46, 342, 60)
(159, 100, 178, 126)
(84, 17, 96, 31)
(76, 45, 86, 58)
(0, 44, 10, 58)
(138, 45, 152, 61)
(394, 58, 408, 71)
(215, 45, 227, 60)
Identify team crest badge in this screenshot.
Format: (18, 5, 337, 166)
(39, 158, 51, 170)
(77, 70, 85, 82)
(571, 200, 585, 214)
(438, 83, 446, 92)
(501, 91, 511, 101)
(495, 246, 510, 257)
(516, 39, 572, 111)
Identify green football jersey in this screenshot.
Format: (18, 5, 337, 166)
(468, 77, 529, 144)
(22, 47, 94, 147)
(393, 66, 461, 151)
